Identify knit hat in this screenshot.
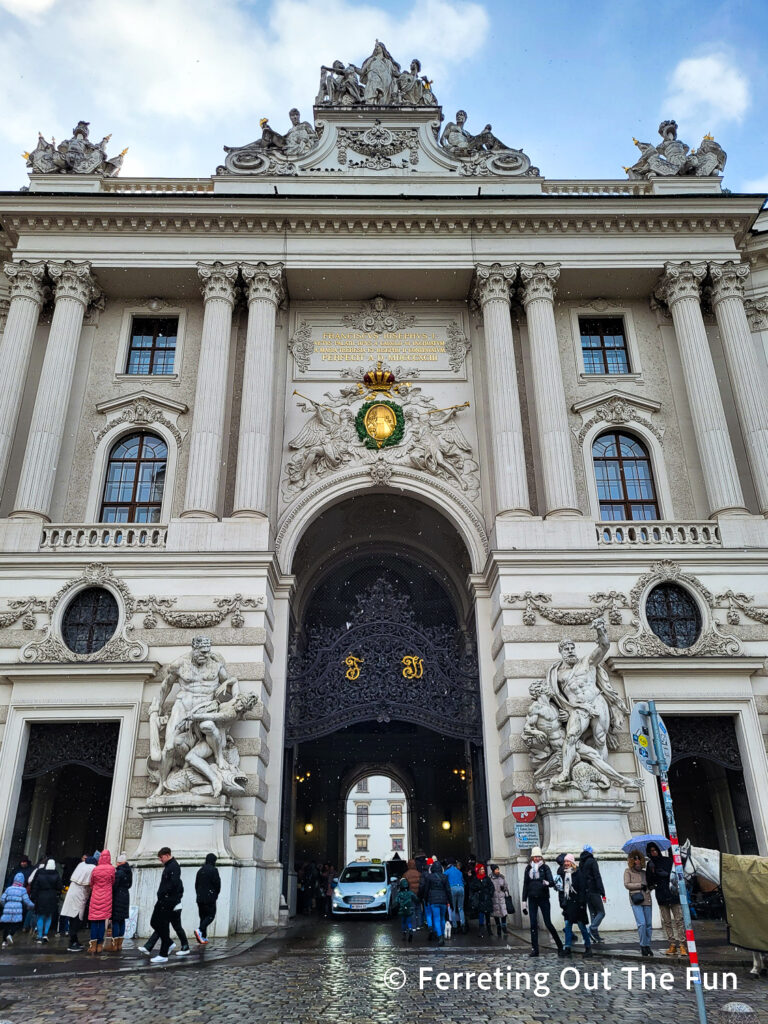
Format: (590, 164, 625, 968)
(564, 853, 576, 866)
(13, 872, 25, 884)
(118, 852, 128, 862)
(583, 845, 593, 853)
(45, 858, 56, 870)
(530, 846, 543, 858)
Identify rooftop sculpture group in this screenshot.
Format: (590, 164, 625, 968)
(625, 120, 726, 179)
(316, 41, 438, 107)
(24, 121, 126, 177)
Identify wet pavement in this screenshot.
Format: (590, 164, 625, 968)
(0, 917, 765, 1024)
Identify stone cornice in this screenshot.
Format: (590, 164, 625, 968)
(95, 390, 188, 417)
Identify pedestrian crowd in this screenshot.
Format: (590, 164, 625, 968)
(0, 846, 222, 964)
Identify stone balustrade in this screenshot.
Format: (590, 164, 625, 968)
(596, 521, 721, 547)
(40, 524, 168, 550)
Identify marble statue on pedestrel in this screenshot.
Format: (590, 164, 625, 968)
(522, 619, 639, 794)
(439, 110, 538, 177)
(625, 120, 726, 179)
(440, 110, 509, 156)
(219, 108, 319, 174)
(25, 121, 126, 177)
(147, 636, 262, 801)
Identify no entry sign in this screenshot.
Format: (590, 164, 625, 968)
(511, 795, 537, 823)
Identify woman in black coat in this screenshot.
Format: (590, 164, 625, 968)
(557, 854, 592, 956)
(468, 863, 495, 938)
(521, 847, 563, 958)
(30, 859, 61, 943)
(110, 854, 133, 952)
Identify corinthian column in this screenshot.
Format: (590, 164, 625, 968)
(519, 262, 581, 518)
(12, 261, 98, 520)
(709, 262, 768, 515)
(472, 263, 531, 517)
(656, 261, 747, 517)
(233, 262, 285, 517)
(181, 262, 239, 519)
(0, 260, 46, 494)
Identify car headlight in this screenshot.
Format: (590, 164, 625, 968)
(333, 887, 342, 897)
(376, 888, 387, 896)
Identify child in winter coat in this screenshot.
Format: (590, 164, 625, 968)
(396, 877, 416, 942)
(0, 873, 34, 947)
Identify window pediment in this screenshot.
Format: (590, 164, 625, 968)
(93, 391, 188, 448)
(572, 390, 663, 445)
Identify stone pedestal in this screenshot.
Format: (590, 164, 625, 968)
(535, 790, 645, 930)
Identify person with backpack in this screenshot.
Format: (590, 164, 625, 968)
(194, 853, 220, 945)
(395, 876, 416, 942)
(0, 873, 34, 948)
(645, 841, 685, 956)
(579, 845, 606, 944)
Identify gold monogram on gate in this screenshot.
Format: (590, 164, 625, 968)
(401, 655, 424, 679)
(344, 655, 364, 680)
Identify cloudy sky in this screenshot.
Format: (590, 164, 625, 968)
(0, 0, 766, 191)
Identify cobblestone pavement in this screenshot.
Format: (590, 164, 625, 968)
(0, 920, 766, 1024)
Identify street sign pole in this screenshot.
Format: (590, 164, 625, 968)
(648, 699, 707, 1024)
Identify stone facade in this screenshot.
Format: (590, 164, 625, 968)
(1, 45, 768, 935)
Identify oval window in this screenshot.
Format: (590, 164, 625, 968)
(645, 583, 702, 650)
(62, 586, 119, 654)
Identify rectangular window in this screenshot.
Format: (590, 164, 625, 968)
(390, 779, 402, 792)
(356, 837, 368, 852)
(356, 779, 368, 792)
(391, 837, 404, 852)
(356, 805, 369, 828)
(126, 317, 178, 375)
(390, 804, 402, 829)
(579, 317, 630, 374)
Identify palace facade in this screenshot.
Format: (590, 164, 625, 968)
(0, 45, 767, 933)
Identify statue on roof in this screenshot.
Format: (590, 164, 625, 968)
(219, 108, 319, 175)
(625, 120, 726, 179)
(316, 43, 437, 107)
(439, 110, 538, 177)
(24, 121, 126, 177)
(440, 110, 509, 156)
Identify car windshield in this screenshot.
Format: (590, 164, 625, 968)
(340, 866, 386, 884)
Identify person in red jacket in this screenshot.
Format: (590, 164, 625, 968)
(88, 850, 115, 954)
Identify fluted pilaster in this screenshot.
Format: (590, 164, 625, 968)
(472, 263, 531, 517)
(12, 261, 97, 520)
(519, 262, 581, 518)
(710, 261, 768, 514)
(0, 261, 47, 494)
(181, 262, 239, 519)
(656, 261, 746, 517)
(233, 262, 285, 517)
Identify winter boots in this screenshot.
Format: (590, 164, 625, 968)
(665, 943, 677, 956)
(88, 939, 97, 955)
(111, 937, 124, 953)
(678, 943, 687, 956)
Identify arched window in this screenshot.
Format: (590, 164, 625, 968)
(100, 432, 167, 523)
(62, 586, 119, 654)
(645, 583, 702, 649)
(592, 431, 659, 521)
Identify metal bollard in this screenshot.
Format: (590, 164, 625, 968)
(718, 1003, 760, 1024)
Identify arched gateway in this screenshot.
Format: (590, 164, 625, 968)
(279, 493, 490, 899)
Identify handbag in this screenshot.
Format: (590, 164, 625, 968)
(504, 893, 515, 915)
(631, 891, 645, 905)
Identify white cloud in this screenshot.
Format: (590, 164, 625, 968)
(0, 0, 58, 20)
(0, 0, 489, 183)
(664, 54, 750, 126)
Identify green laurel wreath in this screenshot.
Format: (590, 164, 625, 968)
(355, 400, 405, 450)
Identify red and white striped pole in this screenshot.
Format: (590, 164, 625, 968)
(649, 700, 708, 1024)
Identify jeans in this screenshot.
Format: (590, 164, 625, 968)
(424, 903, 433, 932)
(564, 920, 591, 949)
(429, 904, 446, 937)
(400, 914, 413, 933)
(414, 901, 423, 928)
(450, 886, 466, 926)
(36, 914, 52, 939)
(587, 893, 605, 935)
(632, 903, 652, 947)
(528, 895, 562, 954)
(112, 919, 126, 938)
(198, 901, 216, 938)
(89, 920, 106, 942)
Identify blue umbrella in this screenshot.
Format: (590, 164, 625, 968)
(622, 834, 671, 854)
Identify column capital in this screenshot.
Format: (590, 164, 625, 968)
(744, 297, 768, 332)
(48, 260, 99, 308)
(519, 262, 560, 306)
(709, 260, 749, 306)
(3, 260, 47, 305)
(197, 261, 239, 305)
(471, 263, 517, 306)
(655, 260, 707, 307)
(241, 261, 285, 306)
